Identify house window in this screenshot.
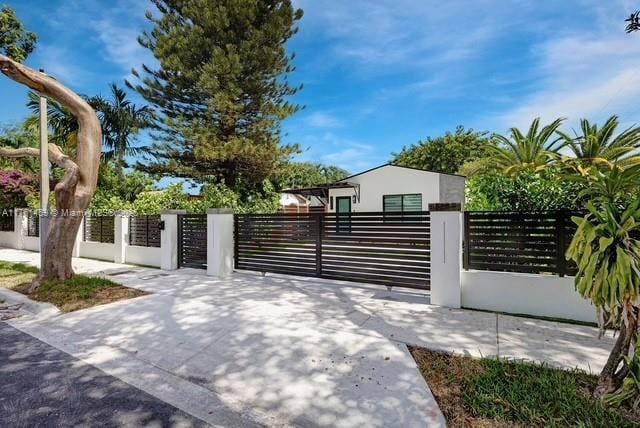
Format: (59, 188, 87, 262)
(383, 194, 422, 212)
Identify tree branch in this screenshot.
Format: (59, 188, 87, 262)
(0, 55, 101, 207)
(49, 145, 79, 209)
(0, 146, 39, 158)
(0, 144, 80, 208)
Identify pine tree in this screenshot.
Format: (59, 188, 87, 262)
(129, 0, 304, 194)
(0, 5, 37, 62)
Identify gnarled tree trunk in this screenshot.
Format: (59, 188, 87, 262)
(0, 55, 101, 291)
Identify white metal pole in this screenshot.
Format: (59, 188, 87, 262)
(39, 68, 49, 266)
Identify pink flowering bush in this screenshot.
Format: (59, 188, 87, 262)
(0, 170, 35, 208)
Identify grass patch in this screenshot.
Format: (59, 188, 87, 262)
(410, 347, 640, 427)
(0, 261, 38, 289)
(0, 261, 146, 312)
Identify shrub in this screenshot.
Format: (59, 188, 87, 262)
(0, 169, 35, 208)
(466, 168, 588, 211)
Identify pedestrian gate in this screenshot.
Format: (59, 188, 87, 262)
(234, 212, 431, 290)
(178, 214, 207, 269)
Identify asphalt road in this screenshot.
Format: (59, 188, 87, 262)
(0, 322, 208, 427)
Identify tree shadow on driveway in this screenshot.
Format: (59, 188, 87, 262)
(0, 321, 206, 428)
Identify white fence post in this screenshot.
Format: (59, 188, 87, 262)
(207, 208, 234, 278)
(429, 207, 462, 308)
(114, 214, 129, 264)
(161, 210, 185, 271)
(14, 208, 27, 250)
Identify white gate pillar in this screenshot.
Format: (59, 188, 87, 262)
(114, 214, 129, 264)
(161, 210, 185, 271)
(207, 209, 234, 278)
(429, 208, 463, 308)
(14, 208, 27, 250)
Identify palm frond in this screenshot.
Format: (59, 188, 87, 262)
(490, 117, 564, 175)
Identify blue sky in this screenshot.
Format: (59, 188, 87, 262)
(2, 0, 640, 175)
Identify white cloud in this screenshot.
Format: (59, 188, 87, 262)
(305, 111, 343, 128)
(294, 132, 384, 172)
(42, 0, 155, 78)
(35, 45, 91, 84)
(293, 0, 543, 75)
(495, 31, 640, 131)
(93, 19, 156, 76)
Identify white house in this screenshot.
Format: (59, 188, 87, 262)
(283, 164, 466, 214)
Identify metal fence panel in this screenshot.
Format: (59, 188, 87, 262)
(0, 213, 14, 232)
(83, 216, 115, 243)
(27, 214, 39, 237)
(235, 211, 431, 290)
(129, 215, 161, 247)
(463, 210, 581, 276)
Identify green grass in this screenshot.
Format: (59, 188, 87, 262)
(0, 261, 146, 312)
(465, 358, 633, 427)
(0, 261, 38, 289)
(410, 347, 639, 427)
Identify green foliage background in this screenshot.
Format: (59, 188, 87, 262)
(392, 126, 492, 175)
(466, 168, 590, 211)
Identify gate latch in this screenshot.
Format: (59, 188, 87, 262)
(159, 221, 165, 231)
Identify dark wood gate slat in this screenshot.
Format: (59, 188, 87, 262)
(235, 211, 431, 290)
(84, 216, 115, 243)
(178, 214, 207, 269)
(464, 210, 584, 276)
(129, 215, 161, 247)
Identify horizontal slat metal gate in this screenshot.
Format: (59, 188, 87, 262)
(178, 214, 207, 269)
(235, 212, 430, 290)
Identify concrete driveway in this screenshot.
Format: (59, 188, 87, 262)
(1, 248, 615, 427)
(0, 322, 206, 427)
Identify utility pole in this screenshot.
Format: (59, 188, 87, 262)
(39, 68, 49, 267)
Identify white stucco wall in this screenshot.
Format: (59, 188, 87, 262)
(125, 245, 161, 267)
(22, 236, 40, 252)
(461, 270, 597, 323)
(328, 165, 464, 212)
(0, 231, 17, 248)
(78, 241, 115, 262)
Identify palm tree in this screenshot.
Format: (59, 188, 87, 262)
(489, 117, 565, 175)
(577, 164, 640, 205)
(90, 84, 153, 181)
(558, 116, 640, 172)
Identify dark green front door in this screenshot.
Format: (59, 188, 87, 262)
(336, 197, 351, 232)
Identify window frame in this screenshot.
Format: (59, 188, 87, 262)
(383, 193, 422, 212)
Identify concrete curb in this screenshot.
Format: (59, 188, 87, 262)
(0, 288, 60, 319)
